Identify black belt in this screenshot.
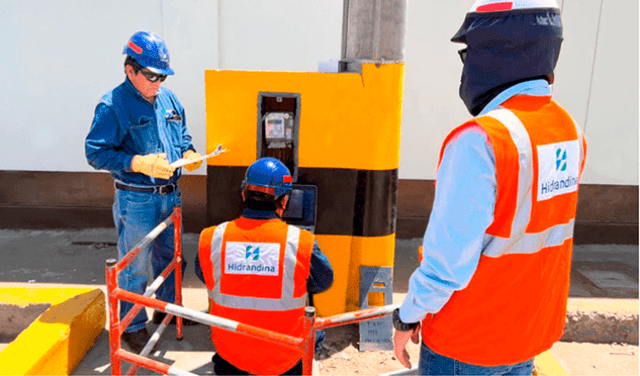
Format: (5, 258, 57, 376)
(115, 182, 177, 195)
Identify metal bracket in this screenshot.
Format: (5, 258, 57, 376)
(359, 266, 394, 351)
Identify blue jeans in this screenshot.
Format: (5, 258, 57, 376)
(418, 343, 534, 375)
(113, 187, 185, 333)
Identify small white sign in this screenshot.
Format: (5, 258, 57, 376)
(536, 140, 580, 201)
(224, 241, 280, 276)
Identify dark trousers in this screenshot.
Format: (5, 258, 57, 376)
(212, 353, 302, 375)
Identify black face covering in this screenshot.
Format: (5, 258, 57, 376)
(451, 8, 563, 115)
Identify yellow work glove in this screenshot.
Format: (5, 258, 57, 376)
(182, 150, 203, 172)
(131, 153, 175, 180)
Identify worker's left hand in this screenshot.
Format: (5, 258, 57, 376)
(182, 150, 203, 172)
(393, 324, 421, 369)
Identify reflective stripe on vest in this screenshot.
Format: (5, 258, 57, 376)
(481, 107, 581, 257)
(207, 222, 308, 310)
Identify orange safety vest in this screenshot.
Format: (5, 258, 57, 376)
(198, 216, 313, 375)
(421, 95, 587, 366)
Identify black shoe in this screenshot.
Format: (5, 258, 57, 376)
(152, 311, 200, 326)
(122, 328, 151, 354)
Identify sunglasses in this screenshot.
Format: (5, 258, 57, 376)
(139, 69, 167, 83)
(457, 48, 467, 63)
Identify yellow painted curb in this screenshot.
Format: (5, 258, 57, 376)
(533, 350, 567, 376)
(0, 287, 106, 375)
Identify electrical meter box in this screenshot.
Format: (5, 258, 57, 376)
(264, 112, 294, 148)
(257, 92, 300, 180)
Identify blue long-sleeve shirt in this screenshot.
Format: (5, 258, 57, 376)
(85, 78, 195, 186)
(399, 80, 552, 324)
(195, 209, 334, 295)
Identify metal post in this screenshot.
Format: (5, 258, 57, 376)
(341, 0, 408, 63)
(302, 306, 316, 375)
(106, 258, 122, 376)
(341, 0, 350, 60)
(173, 206, 184, 340)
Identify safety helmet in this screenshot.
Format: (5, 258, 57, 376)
(123, 31, 175, 75)
(451, 0, 563, 115)
(241, 158, 292, 197)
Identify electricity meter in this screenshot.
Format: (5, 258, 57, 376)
(264, 112, 294, 149)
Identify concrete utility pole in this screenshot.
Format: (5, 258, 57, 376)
(339, 0, 409, 352)
(341, 0, 408, 63)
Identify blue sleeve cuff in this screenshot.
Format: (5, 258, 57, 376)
(307, 240, 334, 294)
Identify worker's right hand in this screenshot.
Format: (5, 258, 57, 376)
(131, 153, 175, 180)
(393, 324, 421, 369)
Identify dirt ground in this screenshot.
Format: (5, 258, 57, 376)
(315, 324, 420, 375)
(314, 325, 640, 376)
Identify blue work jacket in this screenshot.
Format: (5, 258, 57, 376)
(85, 78, 195, 186)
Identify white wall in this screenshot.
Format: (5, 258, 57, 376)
(399, 0, 638, 184)
(0, 0, 218, 173)
(0, 0, 637, 185)
(556, 0, 639, 184)
(0, 0, 342, 174)
(399, 0, 473, 180)
(218, 0, 343, 71)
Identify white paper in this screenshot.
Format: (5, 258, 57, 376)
(170, 144, 226, 168)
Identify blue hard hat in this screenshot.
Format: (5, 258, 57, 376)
(123, 31, 175, 75)
(242, 158, 292, 197)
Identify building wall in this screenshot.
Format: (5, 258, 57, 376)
(0, 0, 637, 242)
(400, 0, 638, 184)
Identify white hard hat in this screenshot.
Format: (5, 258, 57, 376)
(469, 0, 559, 13)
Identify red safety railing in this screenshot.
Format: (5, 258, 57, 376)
(106, 207, 399, 375)
(106, 206, 186, 376)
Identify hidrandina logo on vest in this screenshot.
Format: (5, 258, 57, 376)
(224, 241, 280, 276)
(537, 140, 580, 201)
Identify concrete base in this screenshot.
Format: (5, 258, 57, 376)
(0, 287, 106, 375)
(563, 299, 639, 344)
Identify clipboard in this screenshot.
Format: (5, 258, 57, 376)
(170, 144, 227, 168)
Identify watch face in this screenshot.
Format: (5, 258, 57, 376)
(393, 308, 417, 331)
(392, 309, 403, 329)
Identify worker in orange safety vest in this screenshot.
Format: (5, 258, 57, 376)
(195, 157, 334, 375)
(392, 1, 587, 375)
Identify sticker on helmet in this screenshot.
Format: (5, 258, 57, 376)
(128, 41, 143, 54)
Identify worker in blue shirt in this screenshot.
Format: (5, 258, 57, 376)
(85, 30, 203, 353)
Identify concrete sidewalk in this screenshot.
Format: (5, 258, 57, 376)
(0, 228, 637, 375)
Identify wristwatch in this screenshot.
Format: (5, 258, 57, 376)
(392, 308, 419, 331)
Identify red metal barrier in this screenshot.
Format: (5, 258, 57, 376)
(106, 206, 185, 375)
(106, 206, 399, 375)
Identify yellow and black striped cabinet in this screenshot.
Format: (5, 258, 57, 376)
(204, 63, 404, 316)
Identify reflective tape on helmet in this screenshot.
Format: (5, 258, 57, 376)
(470, 0, 559, 12)
(245, 183, 276, 195)
(127, 41, 143, 54)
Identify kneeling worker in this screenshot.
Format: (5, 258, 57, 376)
(195, 157, 334, 375)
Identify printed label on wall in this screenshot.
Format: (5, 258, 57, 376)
(537, 140, 580, 201)
(224, 241, 280, 276)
